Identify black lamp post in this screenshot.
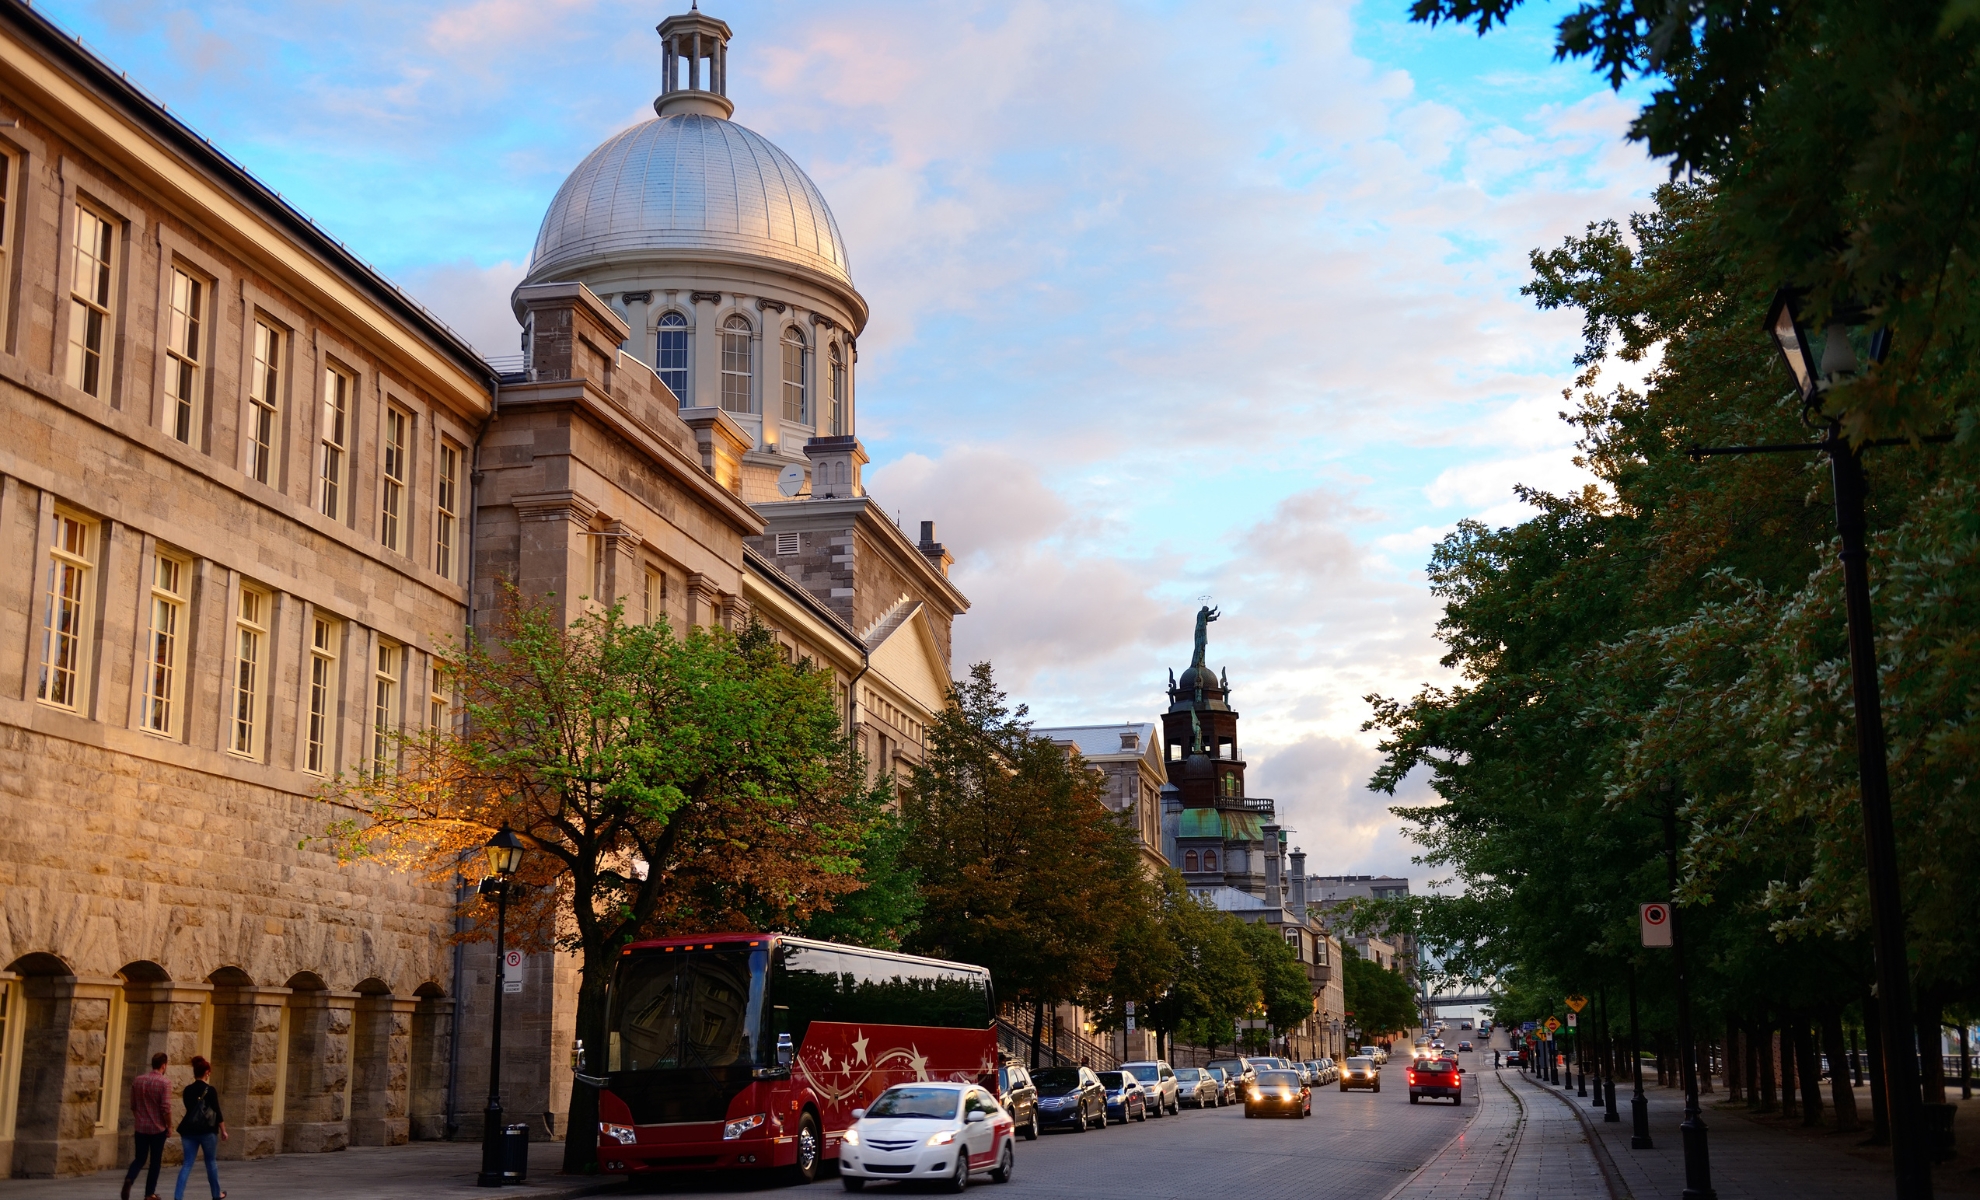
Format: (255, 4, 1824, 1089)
(1628, 962, 1652, 1150)
(1601, 986, 1620, 1122)
(476, 827, 526, 1188)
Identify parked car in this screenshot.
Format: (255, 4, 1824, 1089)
(840, 1082, 1016, 1193)
(1457, 1041, 1474, 1053)
(1360, 1044, 1387, 1064)
(1120, 1060, 1180, 1117)
(1340, 1056, 1381, 1092)
(994, 1062, 1040, 1141)
(1030, 1066, 1108, 1132)
(1096, 1071, 1148, 1124)
(1291, 1061, 1314, 1086)
(1206, 1057, 1258, 1096)
(1245, 1069, 1312, 1119)
(1320, 1058, 1340, 1084)
(1206, 1066, 1239, 1105)
(1408, 1058, 1464, 1106)
(1174, 1067, 1222, 1108)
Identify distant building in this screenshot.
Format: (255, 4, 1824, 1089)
(1309, 875, 1422, 1020)
(1035, 723, 1168, 873)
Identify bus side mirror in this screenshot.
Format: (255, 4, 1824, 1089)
(777, 1033, 794, 1068)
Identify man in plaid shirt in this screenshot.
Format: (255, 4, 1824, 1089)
(123, 1052, 173, 1200)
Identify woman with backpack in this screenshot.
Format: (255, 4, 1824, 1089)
(173, 1056, 226, 1200)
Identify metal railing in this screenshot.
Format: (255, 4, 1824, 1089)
(993, 1014, 1120, 1070)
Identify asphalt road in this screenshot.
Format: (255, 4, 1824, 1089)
(629, 1047, 1486, 1200)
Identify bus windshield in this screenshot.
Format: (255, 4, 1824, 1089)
(608, 946, 769, 1072)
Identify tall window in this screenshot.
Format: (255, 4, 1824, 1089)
(643, 566, 667, 625)
(380, 407, 408, 551)
(0, 153, 12, 333)
(781, 326, 807, 422)
(1184, 850, 1200, 872)
(428, 662, 450, 732)
(141, 553, 189, 736)
(657, 311, 689, 403)
(720, 315, 752, 413)
(230, 587, 267, 758)
(306, 617, 337, 775)
(1203, 850, 1218, 872)
(829, 342, 846, 435)
(164, 269, 203, 443)
(37, 510, 95, 710)
(589, 531, 606, 600)
(318, 367, 350, 517)
(66, 205, 116, 397)
(434, 441, 460, 580)
(246, 321, 282, 484)
(372, 642, 399, 776)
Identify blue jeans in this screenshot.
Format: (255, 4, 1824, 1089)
(173, 1133, 219, 1200)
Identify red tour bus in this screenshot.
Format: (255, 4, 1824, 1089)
(589, 932, 995, 1183)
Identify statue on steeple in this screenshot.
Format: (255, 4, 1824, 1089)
(1191, 605, 1220, 668)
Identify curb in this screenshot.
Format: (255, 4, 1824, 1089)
(1373, 1070, 1492, 1200)
(1510, 1071, 1628, 1200)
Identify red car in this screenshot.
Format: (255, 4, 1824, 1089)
(1408, 1058, 1464, 1105)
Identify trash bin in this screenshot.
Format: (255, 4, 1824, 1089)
(501, 1123, 530, 1183)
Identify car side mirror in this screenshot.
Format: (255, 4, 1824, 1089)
(851, 1108, 865, 1121)
(966, 1110, 987, 1124)
(776, 1033, 794, 1068)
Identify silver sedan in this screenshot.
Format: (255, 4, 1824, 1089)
(1172, 1067, 1223, 1108)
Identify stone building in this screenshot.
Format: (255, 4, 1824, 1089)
(1033, 723, 1168, 874)
(0, 1, 963, 1176)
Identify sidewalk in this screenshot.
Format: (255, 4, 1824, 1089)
(1388, 1067, 1606, 1200)
(0, 1141, 625, 1200)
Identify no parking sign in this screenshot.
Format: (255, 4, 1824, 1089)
(1640, 902, 1673, 948)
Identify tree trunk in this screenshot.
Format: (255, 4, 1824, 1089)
(1780, 1022, 1799, 1119)
(1757, 1021, 1778, 1113)
(1917, 991, 1948, 1104)
(560, 949, 613, 1175)
(1796, 1018, 1823, 1126)
(1744, 1022, 1760, 1110)
(1030, 1001, 1044, 1069)
(1822, 1006, 1859, 1133)
(1726, 1019, 1743, 1102)
(1863, 993, 1890, 1145)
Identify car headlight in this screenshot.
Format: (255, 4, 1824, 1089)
(840, 1128, 859, 1146)
(926, 1129, 956, 1146)
(600, 1123, 637, 1146)
(722, 1113, 766, 1140)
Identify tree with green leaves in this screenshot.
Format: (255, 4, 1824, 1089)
(323, 590, 885, 1173)
(1341, 951, 1420, 1044)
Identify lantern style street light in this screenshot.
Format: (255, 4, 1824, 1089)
(476, 828, 526, 1188)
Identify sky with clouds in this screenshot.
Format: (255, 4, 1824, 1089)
(43, 0, 1664, 886)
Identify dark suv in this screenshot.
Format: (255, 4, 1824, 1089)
(1031, 1066, 1108, 1131)
(995, 1062, 1040, 1140)
(1206, 1057, 1258, 1095)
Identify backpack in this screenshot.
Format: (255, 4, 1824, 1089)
(178, 1082, 218, 1136)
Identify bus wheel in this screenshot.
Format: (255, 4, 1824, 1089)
(789, 1112, 821, 1185)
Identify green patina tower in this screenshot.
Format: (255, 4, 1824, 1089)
(1161, 606, 1282, 900)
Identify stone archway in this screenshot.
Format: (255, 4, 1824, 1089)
(409, 983, 454, 1140)
(3, 951, 112, 1178)
(205, 967, 286, 1161)
(105, 960, 202, 1174)
(277, 972, 357, 1154)
(348, 978, 414, 1146)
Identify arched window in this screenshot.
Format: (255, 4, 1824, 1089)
(1184, 850, 1199, 872)
(656, 312, 689, 404)
(781, 326, 808, 423)
(720, 315, 752, 413)
(829, 342, 846, 434)
(1204, 850, 1218, 872)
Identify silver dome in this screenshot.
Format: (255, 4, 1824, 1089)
(529, 113, 852, 287)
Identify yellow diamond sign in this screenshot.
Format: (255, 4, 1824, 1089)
(1544, 1016, 1561, 1034)
(1564, 994, 1589, 1013)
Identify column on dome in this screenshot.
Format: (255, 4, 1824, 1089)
(690, 32, 702, 90)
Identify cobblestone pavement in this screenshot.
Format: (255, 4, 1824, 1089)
(1390, 1063, 1608, 1200)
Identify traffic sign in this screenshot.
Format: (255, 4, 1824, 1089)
(504, 950, 524, 970)
(1544, 1017, 1561, 1034)
(1641, 902, 1673, 947)
(1566, 1014, 1577, 1028)
(1564, 994, 1588, 1013)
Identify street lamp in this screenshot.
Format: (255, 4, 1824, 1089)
(476, 827, 525, 1188)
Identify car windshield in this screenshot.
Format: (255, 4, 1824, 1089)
(1097, 1072, 1130, 1090)
(1347, 1058, 1374, 1069)
(866, 1088, 960, 1120)
(1031, 1068, 1084, 1096)
(1258, 1071, 1299, 1086)
(1125, 1065, 1160, 1082)
(1207, 1060, 1244, 1074)
(1175, 1069, 1201, 1081)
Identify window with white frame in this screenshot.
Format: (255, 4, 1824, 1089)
(428, 661, 451, 733)
(66, 204, 116, 397)
(230, 586, 268, 757)
(306, 616, 337, 775)
(720, 315, 752, 413)
(657, 311, 689, 403)
(164, 268, 204, 443)
(372, 641, 399, 776)
(435, 441, 460, 580)
(829, 342, 846, 435)
(37, 509, 95, 710)
(380, 407, 409, 552)
(318, 366, 351, 518)
(780, 326, 807, 422)
(246, 321, 282, 485)
(642, 566, 666, 625)
(141, 552, 190, 737)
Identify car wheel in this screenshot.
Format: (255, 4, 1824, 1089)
(944, 1152, 969, 1193)
(1022, 1111, 1039, 1141)
(788, 1111, 821, 1185)
(843, 1176, 866, 1193)
(990, 1140, 1014, 1185)
(1410, 1095, 1419, 1105)
(1339, 1084, 1348, 1092)
(1374, 1083, 1381, 1093)
(1096, 1105, 1107, 1129)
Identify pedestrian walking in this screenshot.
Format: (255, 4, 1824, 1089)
(121, 1052, 172, 1200)
(172, 1056, 226, 1200)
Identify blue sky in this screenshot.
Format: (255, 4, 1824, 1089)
(43, 0, 1664, 882)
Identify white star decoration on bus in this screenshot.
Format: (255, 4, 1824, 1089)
(908, 1046, 928, 1080)
(851, 1031, 869, 1064)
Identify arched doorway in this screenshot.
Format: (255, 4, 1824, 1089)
(204, 967, 285, 1161)
(2, 951, 106, 1178)
(349, 978, 414, 1146)
(409, 983, 452, 1140)
(277, 972, 354, 1154)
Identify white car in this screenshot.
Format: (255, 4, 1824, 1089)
(840, 1082, 1016, 1193)
(1120, 1060, 1180, 1116)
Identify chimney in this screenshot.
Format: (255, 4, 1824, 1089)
(1262, 824, 1280, 904)
(917, 519, 953, 578)
(1290, 849, 1308, 919)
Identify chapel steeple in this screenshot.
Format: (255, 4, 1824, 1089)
(1160, 605, 1278, 899)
